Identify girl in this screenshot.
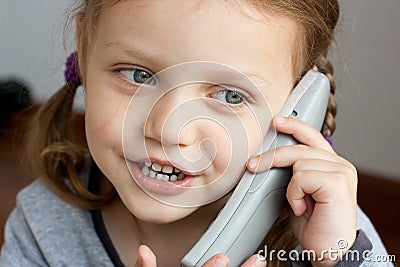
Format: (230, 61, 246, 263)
(0, 0, 393, 266)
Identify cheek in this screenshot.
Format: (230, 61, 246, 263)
(209, 127, 232, 173)
(86, 112, 122, 154)
(84, 89, 128, 157)
(208, 112, 265, 174)
(180, 120, 232, 175)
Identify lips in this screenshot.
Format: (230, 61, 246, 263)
(127, 159, 195, 195)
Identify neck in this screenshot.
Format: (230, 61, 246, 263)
(136, 197, 227, 264)
(102, 192, 229, 266)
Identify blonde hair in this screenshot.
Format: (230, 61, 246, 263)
(27, 0, 339, 266)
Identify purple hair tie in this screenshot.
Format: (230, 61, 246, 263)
(324, 136, 334, 147)
(64, 52, 81, 85)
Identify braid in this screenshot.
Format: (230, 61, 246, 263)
(315, 55, 337, 137)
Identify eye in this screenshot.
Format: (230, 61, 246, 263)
(210, 90, 245, 105)
(119, 68, 156, 85)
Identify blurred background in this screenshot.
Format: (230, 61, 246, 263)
(0, 0, 399, 262)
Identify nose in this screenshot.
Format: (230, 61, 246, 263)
(144, 89, 197, 146)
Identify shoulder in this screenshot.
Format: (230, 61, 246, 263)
(17, 178, 76, 214)
(15, 178, 89, 230)
(356, 206, 394, 266)
(356, 205, 386, 251)
(1, 179, 113, 266)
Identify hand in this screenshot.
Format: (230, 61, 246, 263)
(247, 117, 358, 267)
(134, 245, 266, 267)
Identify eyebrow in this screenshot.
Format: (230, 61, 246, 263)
(240, 72, 269, 86)
(105, 41, 159, 64)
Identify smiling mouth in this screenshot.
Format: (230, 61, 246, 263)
(138, 161, 187, 182)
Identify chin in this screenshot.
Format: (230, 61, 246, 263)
(135, 204, 197, 224)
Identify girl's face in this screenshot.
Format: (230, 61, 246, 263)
(82, 0, 297, 223)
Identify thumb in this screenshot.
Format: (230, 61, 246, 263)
(201, 254, 230, 267)
(134, 245, 157, 267)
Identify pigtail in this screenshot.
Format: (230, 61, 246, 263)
(315, 55, 337, 137)
(27, 80, 115, 210)
(24, 1, 119, 210)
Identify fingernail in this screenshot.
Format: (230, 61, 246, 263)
(254, 256, 266, 267)
(248, 157, 259, 169)
(214, 256, 228, 267)
(274, 116, 287, 124)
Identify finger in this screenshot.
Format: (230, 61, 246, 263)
(248, 145, 342, 173)
(240, 254, 266, 267)
(134, 245, 157, 267)
(288, 193, 316, 219)
(292, 159, 350, 173)
(292, 158, 358, 190)
(286, 170, 349, 216)
(201, 254, 229, 267)
(273, 116, 335, 153)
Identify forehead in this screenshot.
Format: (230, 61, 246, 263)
(94, 0, 297, 76)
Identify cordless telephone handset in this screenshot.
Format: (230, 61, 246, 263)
(181, 70, 330, 267)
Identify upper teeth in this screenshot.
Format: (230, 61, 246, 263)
(141, 162, 185, 182)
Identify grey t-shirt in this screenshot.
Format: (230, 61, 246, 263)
(0, 179, 394, 266)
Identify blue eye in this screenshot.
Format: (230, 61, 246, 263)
(210, 90, 245, 105)
(119, 68, 156, 85)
